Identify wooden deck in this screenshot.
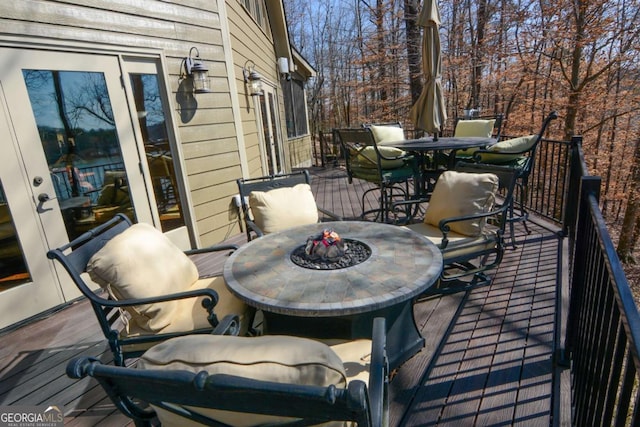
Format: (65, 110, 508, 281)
(0, 166, 569, 426)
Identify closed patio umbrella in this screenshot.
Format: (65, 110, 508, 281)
(409, 0, 447, 140)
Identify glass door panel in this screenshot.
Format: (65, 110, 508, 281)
(0, 182, 30, 290)
(130, 73, 185, 232)
(23, 69, 135, 241)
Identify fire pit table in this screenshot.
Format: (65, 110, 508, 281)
(223, 221, 442, 369)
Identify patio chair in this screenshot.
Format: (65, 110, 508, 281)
(67, 317, 389, 427)
(73, 170, 133, 230)
(47, 214, 252, 366)
(236, 170, 342, 241)
(468, 110, 558, 244)
(439, 114, 504, 166)
(404, 163, 517, 293)
(335, 127, 417, 223)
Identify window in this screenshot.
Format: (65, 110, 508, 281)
(239, 0, 271, 35)
(283, 77, 309, 138)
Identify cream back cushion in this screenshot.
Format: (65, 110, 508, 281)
(369, 124, 405, 145)
(138, 334, 348, 426)
(87, 223, 198, 332)
(477, 134, 537, 163)
(425, 171, 499, 236)
(453, 119, 496, 156)
(249, 183, 319, 234)
(454, 119, 496, 138)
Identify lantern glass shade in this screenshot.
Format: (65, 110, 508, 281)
(249, 71, 263, 96)
(191, 62, 211, 93)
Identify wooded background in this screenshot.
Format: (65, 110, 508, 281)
(284, 0, 640, 264)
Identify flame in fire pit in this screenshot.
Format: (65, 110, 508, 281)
(304, 229, 346, 261)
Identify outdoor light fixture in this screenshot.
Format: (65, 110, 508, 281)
(243, 60, 263, 96)
(183, 47, 211, 94)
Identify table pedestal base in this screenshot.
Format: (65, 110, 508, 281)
(262, 301, 424, 370)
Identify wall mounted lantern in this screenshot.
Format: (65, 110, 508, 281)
(242, 60, 263, 96)
(183, 47, 212, 94)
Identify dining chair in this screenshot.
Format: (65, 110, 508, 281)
(67, 317, 389, 427)
(335, 126, 417, 223)
(444, 114, 504, 163)
(468, 110, 558, 245)
(405, 163, 517, 293)
(72, 170, 132, 232)
(47, 214, 252, 366)
(235, 170, 342, 241)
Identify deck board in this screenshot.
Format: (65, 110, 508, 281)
(0, 166, 567, 426)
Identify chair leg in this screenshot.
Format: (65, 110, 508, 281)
(505, 181, 531, 248)
(360, 187, 384, 222)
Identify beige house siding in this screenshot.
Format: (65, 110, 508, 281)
(0, 0, 313, 247)
(288, 136, 314, 168)
(226, 0, 277, 179)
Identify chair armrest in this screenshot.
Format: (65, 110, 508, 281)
(212, 314, 241, 336)
(438, 205, 507, 248)
(318, 207, 343, 221)
(368, 317, 388, 427)
(184, 243, 239, 256)
(390, 197, 431, 224)
(244, 219, 264, 239)
(93, 287, 223, 328)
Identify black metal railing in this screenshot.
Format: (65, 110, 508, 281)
(527, 137, 572, 225)
(564, 139, 640, 425)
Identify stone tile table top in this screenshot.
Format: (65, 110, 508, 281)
(223, 221, 443, 317)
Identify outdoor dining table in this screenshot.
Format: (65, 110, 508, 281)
(223, 220, 443, 370)
(391, 136, 497, 197)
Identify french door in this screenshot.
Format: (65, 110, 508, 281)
(0, 47, 183, 329)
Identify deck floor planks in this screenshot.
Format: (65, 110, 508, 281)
(474, 248, 523, 425)
(389, 292, 466, 426)
(0, 166, 567, 426)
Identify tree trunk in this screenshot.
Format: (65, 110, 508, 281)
(617, 139, 640, 263)
(404, 0, 422, 105)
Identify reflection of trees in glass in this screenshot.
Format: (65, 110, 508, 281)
(23, 70, 115, 132)
(131, 74, 167, 144)
(23, 69, 121, 197)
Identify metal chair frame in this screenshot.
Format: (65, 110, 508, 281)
(469, 111, 559, 247)
(236, 170, 342, 241)
(47, 214, 240, 366)
(67, 317, 389, 427)
(334, 128, 417, 223)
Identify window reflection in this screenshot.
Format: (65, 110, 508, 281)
(130, 73, 185, 231)
(0, 182, 31, 289)
(23, 69, 135, 240)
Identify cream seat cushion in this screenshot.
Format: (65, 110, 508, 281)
(249, 183, 319, 234)
(137, 334, 373, 427)
(405, 221, 499, 260)
(424, 171, 498, 237)
(476, 134, 537, 164)
(87, 223, 248, 335)
(353, 145, 408, 169)
(370, 125, 405, 145)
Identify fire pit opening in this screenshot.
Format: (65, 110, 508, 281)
(290, 229, 372, 270)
